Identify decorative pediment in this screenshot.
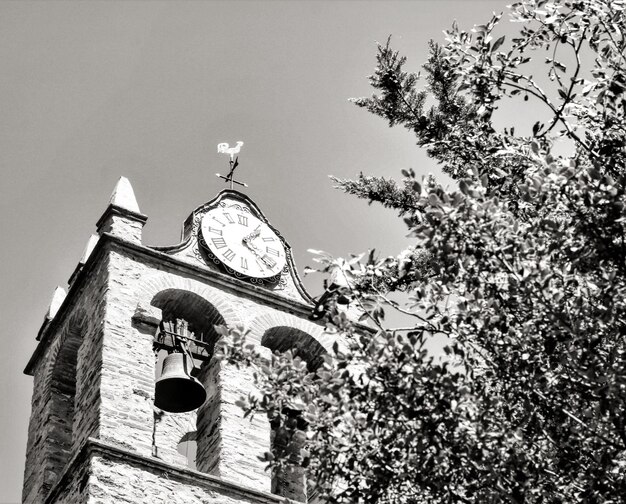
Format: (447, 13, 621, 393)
(150, 190, 313, 305)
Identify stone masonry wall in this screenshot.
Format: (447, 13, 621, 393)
(153, 407, 196, 467)
(97, 249, 155, 458)
(46, 455, 91, 504)
(97, 244, 328, 499)
(22, 352, 50, 504)
(90, 456, 263, 504)
(97, 210, 144, 244)
(197, 357, 271, 492)
(22, 254, 109, 504)
(25, 235, 329, 504)
(83, 451, 283, 504)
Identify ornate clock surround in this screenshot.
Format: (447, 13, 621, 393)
(194, 193, 291, 289)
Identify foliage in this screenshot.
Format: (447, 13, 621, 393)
(221, 1, 626, 502)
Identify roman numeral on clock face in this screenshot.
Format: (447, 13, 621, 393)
(223, 212, 235, 224)
(211, 237, 227, 249)
(266, 247, 280, 257)
(262, 255, 277, 268)
(237, 214, 248, 226)
(240, 257, 248, 270)
(207, 226, 222, 235)
(262, 236, 274, 242)
(222, 249, 236, 262)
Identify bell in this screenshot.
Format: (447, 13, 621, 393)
(155, 353, 207, 413)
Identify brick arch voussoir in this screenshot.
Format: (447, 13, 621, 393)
(136, 272, 243, 329)
(248, 312, 332, 354)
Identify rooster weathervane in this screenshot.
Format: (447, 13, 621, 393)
(216, 141, 247, 189)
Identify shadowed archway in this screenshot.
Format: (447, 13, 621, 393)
(262, 326, 327, 371)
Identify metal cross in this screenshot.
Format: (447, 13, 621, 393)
(216, 141, 248, 189)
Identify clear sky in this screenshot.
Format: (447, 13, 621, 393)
(0, 1, 511, 501)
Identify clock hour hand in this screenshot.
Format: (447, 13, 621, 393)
(242, 226, 264, 257)
(243, 226, 261, 244)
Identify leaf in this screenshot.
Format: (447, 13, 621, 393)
(428, 193, 441, 206)
(258, 451, 274, 462)
(530, 141, 540, 155)
(459, 179, 472, 195)
(226, 4, 626, 502)
(492, 35, 505, 51)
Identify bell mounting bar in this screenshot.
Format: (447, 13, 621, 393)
(154, 328, 213, 362)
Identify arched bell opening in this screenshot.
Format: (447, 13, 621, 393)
(262, 326, 328, 503)
(149, 289, 227, 471)
(261, 327, 327, 372)
(151, 289, 226, 411)
(42, 324, 82, 498)
(152, 288, 226, 357)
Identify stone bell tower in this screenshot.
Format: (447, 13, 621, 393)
(22, 175, 332, 504)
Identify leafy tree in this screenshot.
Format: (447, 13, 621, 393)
(219, 1, 626, 502)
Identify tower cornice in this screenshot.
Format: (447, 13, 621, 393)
(44, 437, 287, 504)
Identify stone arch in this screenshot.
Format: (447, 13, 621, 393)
(41, 311, 85, 389)
(151, 289, 227, 356)
(41, 310, 86, 498)
(250, 312, 331, 502)
(135, 273, 243, 329)
(249, 312, 332, 354)
(262, 327, 327, 372)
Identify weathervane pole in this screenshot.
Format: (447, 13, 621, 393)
(216, 141, 248, 189)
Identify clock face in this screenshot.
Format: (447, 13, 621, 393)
(200, 206, 287, 278)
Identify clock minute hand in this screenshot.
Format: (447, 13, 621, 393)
(241, 239, 271, 272)
(242, 234, 263, 258)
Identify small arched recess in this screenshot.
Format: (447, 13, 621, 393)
(42, 314, 85, 498)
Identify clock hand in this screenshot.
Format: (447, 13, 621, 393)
(241, 239, 276, 271)
(245, 244, 270, 272)
(242, 236, 264, 260)
(243, 226, 261, 243)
